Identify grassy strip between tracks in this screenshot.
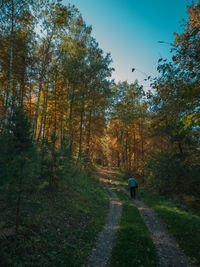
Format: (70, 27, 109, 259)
(110, 187, 158, 267)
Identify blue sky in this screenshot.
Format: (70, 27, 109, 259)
(64, 0, 194, 90)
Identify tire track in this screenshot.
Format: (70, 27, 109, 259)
(84, 170, 122, 267)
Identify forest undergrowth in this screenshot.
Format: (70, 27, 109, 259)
(0, 168, 109, 267)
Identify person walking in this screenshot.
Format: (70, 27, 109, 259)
(128, 175, 138, 199)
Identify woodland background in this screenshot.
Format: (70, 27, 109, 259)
(0, 0, 199, 264)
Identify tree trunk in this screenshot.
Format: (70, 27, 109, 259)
(120, 126, 125, 167)
(5, 0, 14, 126)
(68, 86, 74, 152)
(86, 108, 92, 156)
(33, 35, 53, 137)
(140, 118, 145, 183)
(128, 143, 131, 170)
(125, 131, 128, 166)
(54, 83, 57, 136)
(133, 128, 136, 169)
(42, 89, 48, 140)
(60, 110, 64, 148)
(178, 142, 183, 155)
(37, 88, 47, 141)
(77, 97, 84, 164)
(34, 76, 43, 137)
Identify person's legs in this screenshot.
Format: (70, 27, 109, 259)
(133, 187, 136, 199)
(130, 187, 133, 198)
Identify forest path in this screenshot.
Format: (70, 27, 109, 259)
(83, 168, 122, 267)
(109, 171, 197, 267)
(84, 168, 197, 267)
(133, 199, 197, 267)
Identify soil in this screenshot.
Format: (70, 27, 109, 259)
(83, 169, 122, 267)
(134, 198, 196, 267)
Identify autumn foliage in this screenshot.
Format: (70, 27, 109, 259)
(0, 0, 199, 244)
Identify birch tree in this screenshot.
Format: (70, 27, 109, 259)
(0, 0, 36, 125)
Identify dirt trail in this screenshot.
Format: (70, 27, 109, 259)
(134, 199, 197, 267)
(83, 169, 122, 267)
(117, 182, 197, 267)
(84, 169, 197, 267)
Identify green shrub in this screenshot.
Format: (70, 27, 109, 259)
(144, 151, 200, 198)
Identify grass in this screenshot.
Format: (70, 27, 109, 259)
(137, 189, 200, 265)
(110, 188, 158, 267)
(110, 168, 200, 265)
(0, 169, 109, 266)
